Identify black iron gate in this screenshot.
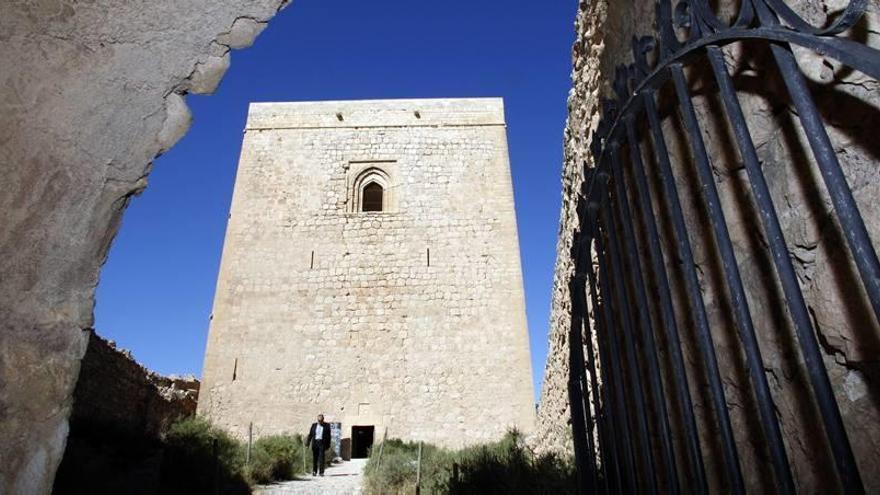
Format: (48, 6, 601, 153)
(566, 1, 880, 493)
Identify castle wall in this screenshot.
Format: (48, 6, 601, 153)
(198, 98, 536, 447)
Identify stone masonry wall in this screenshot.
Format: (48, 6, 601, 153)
(537, 0, 880, 492)
(1, 2, 288, 493)
(198, 98, 536, 448)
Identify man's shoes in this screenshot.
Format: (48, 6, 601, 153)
(312, 472, 317, 476)
(320, 472, 325, 477)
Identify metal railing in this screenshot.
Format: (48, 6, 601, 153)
(566, 1, 880, 493)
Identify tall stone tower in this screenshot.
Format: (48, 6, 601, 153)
(198, 98, 535, 452)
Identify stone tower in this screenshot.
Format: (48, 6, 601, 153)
(198, 98, 535, 452)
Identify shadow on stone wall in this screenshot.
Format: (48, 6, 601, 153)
(52, 330, 200, 494)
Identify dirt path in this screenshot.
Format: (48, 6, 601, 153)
(255, 458, 367, 495)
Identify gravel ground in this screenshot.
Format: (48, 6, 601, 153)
(255, 458, 367, 495)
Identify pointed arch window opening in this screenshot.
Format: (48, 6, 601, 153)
(362, 181, 384, 212)
(351, 166, 394, 214)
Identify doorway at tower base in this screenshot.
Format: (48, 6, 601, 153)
(351, 425, 375, 459)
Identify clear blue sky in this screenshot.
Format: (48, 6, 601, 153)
(95, 0, 575, 400)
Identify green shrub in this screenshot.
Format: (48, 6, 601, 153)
(159, 417, 249, 495)
(364, 439, 429, 494)
(449, 430, 576, 494)
(246, 434, 307, 484)
(364, 430, 576, 495)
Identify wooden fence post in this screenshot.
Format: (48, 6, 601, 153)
(246, 422, 253, 465)
(415, 441, 423, 495)
(303, 438, 308, 474)
(212, 438, 220, 495)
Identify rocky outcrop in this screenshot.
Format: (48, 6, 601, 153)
(0, 1, 288, 493)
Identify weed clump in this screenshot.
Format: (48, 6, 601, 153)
(245, 434, 307, 484)
(364, 430, 576, 495)
(159, 417, 249, 495)
(158, 417, 306, 493)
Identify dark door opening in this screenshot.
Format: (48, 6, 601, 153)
(351, 425, 375, 458)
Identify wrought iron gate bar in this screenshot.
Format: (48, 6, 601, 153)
(595, 233, 639, 494)
(565, 0, 878, 493)
(578, 242, 609, 493)
(586, 246, 621, 494)
(567, 272, 597, 495)
(669, 63, 796, 493)
(600, 203, 660, 494)
(609, 146, 680, 493)
(641, 91, 745, 493)
(764, 33, 880, 326)
(622, 117, 708, 494)
(705, 43, 864, 493)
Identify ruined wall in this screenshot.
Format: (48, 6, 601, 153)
(537, 0, 880, 492)
(52, 331, 199, 494)
(0, 2, 288, 493)
(66, 330, 199, 439)
(198, 98, 536, 448)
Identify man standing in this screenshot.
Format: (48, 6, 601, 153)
(305, 414, 331, 476)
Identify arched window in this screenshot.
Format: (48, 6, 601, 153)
(351, 166, 393, 213)
(362, 182, 384, 212)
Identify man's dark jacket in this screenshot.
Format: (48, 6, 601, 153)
(307, 422, 332, 449)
